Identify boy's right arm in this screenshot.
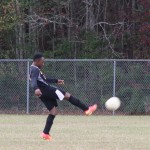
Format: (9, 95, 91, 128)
(30, 67, 42, 97)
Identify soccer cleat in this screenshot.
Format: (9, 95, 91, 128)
(40, 132, 52, 141)
(85, 104, 97, 116)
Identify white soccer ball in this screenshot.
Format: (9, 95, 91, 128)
(105, 97, 121, 111)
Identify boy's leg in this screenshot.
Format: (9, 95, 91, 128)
(40, 98, 57, 141)
(64, 92, 97, 115)
(41, 106, 57, 141)
(43, 106, 57, 135)
(65, 92, 88, 111)
(40, 86, 59, 141)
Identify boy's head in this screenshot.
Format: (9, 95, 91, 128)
(33, 53, 44, 68)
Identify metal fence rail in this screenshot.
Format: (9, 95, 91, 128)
(0, 59, 150, 115)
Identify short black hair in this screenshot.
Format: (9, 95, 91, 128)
(33, 53, 43, 61)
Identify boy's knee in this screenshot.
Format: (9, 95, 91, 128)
(49, 107, 57, 116)
(64, 92, 71, 100)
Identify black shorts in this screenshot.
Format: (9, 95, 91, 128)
(39, 86, 66, 111)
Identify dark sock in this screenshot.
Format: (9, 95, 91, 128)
(68, 96, 88, 111)
(43, 114, 55, 134)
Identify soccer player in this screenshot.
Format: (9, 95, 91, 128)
(30, 53, 97, 141)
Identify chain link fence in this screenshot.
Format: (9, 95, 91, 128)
(0, 59, 149, 115)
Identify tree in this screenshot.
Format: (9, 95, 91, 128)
(0, 0, 149, 59)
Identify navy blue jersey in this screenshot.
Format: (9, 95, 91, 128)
(30, 65, 58, 90)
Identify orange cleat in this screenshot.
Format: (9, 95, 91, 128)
(85, 104, 97, 116)
(40, 132, 52, 141)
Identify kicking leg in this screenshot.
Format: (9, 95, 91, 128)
(65, 92, 88, 111)
(64, 92, 97, 115)
(41, 106, 57, 141)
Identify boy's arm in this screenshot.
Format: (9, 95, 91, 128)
(46, 78, 58, 84)
(30, 67, 40, 90)
(30, 67, 42, 97)
(46, 78, 64, 85)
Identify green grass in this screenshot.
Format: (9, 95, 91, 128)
(0, 115, 150, 150)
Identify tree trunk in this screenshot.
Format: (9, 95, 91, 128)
(14, 0, 24, 59)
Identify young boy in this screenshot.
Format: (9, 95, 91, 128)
(30, 53, 97, 141)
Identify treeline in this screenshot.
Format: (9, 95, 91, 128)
(0, 0, 150, 59)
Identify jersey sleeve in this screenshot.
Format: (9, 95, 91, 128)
(30, 67, 40, 90)
(46, 78, 58, 84)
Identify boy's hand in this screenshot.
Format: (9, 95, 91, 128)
(58, 80, 64, 85)
(35, 89, 42, 97)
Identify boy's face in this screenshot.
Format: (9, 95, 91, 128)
(35, 57, 45, 68)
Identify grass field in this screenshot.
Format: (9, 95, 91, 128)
(0, 115, 150, 150)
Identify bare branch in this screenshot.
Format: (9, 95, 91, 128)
(94, 22, 124, 27)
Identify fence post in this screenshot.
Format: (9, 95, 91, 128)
(113, 60, 116, 115)
(113, 60, 116, 97)
(26, 60, 30, 114)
